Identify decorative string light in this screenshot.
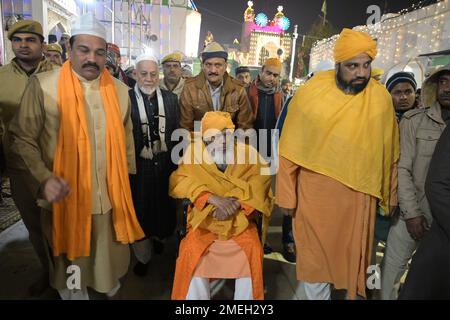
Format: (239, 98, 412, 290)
(310, 0, 449, 72)
(255, 13, 269, 26)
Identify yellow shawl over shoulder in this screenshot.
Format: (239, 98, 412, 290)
(279, 70, 399, 212)
(169, 141, 273, 241)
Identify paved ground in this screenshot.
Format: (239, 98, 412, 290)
(1, 197, 404, 301)
(0, 211, 310, 300)
(0, 181, 20, 233)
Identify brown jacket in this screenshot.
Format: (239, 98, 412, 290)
(179, 71, 254, 130)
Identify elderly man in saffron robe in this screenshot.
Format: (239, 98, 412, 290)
(169, 111, 273, 300)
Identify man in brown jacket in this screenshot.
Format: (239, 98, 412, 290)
(380, 64, 450, 299)
(179, 42, 253, 131)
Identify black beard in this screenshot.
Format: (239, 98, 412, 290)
(18, 55, 42, 63)
(336, 68, 370, 95)
(165, 77, 180, 85)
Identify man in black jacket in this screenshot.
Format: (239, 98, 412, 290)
(400, 68, 450, 299)
(128, 54, 180, 276)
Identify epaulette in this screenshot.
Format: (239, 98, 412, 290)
(0, 63, 9, 74)
(402, 107, 428, 120)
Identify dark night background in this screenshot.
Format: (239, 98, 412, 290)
(194, 0, 439, 48)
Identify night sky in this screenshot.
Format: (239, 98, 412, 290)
(194, 0, 438, 47)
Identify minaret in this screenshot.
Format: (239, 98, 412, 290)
(240, 1, 255, 53)
(272, 5, 285, 28)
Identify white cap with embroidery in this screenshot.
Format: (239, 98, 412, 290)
(71, 12, 107, 40)
(135, 54, 159, 66)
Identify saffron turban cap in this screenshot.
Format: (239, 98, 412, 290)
(264, 58, 282, 70)
(201, 111, 235, 139)
(334, 28, 377, 63)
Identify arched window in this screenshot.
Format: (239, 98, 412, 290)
(259, 46, 270, 65)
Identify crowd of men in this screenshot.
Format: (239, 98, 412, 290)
(1, 12, 450, 300)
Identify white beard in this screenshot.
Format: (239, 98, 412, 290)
(213, 152, 228, 171)
(211, 148, 234, 171)
(139, 86, 156, 95)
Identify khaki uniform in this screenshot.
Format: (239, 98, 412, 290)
(159, 77, 185, 100)
(0, 58, 54, 142)
(0, 58, 54, 271)
(381, 94, 446, 299)
(179, 72, 253, 130)
(8, 68, 136, 292)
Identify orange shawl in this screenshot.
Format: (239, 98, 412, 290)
(53, 61, 144, 261)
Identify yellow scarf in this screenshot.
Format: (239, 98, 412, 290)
(169, 141, 273, 241)
(279, 70, 399, 212)
(53, 61, 144, 261)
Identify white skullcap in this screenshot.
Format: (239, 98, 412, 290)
(71, 12, 107, 40)
(182, 64, 192, 72)
(135, 54, 159, 66)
